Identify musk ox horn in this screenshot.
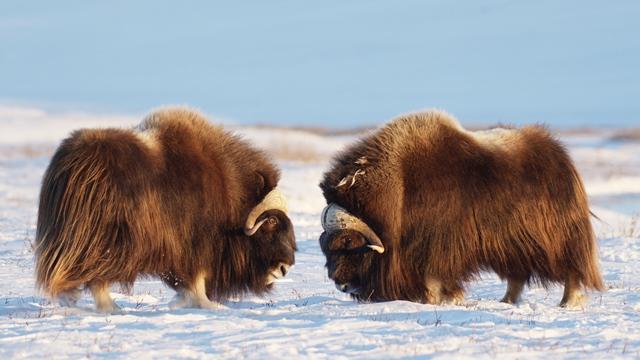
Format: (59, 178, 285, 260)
(320, 203, 385, 254)
(244, 188, 288, 236)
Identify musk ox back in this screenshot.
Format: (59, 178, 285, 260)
(35, 107, 296, 312)
(319, 110, 603, 307)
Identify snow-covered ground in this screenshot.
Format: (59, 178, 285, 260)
(1, 107, 639, 359)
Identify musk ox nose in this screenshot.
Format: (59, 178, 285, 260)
(266, 263, 291, 285)
(336, 282, 359, 294)
(276, 263, 291, 278)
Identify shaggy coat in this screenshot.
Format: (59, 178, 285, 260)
(319, 110, 603, 306)
(35, 108, 296, 311)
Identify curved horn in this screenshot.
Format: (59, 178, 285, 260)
(244, 188, 288, 236)
(321, 203, 385, 254)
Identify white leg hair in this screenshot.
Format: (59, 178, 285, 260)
(561, 288, 586, 308)
(170, 273, 222, 310)
(560, 272, 586, 308)
(426, 276, 465, 305)
(89, 282, 121, 313)
(448, 288, 465, 305)
(425, 275, 443, 305)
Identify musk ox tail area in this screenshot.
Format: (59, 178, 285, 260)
(570, 171, 605, 292)
(568, 214, 605, 293)
(35, 128, 153, 297)
(583, 252, 605, 292)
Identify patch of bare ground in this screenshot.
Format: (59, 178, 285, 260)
(610, 128, 640, 142)
(261, 140, 329, 162)
(248, 124, 374, 136)
(0, 144, 56, 160)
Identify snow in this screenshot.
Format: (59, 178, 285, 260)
(1, 107, 639, 358)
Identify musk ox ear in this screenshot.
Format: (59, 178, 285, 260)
(321, 203, 385, 254)
(244, 188, 288, 236)
(254, 172, 266, 198)
(254, 170, 279, 199)
(335, 169, 366, 192)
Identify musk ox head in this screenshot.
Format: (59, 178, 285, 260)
(319, 204, 383, 296)
(243, 188, 297, 290)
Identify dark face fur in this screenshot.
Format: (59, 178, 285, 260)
(319, 229, 378, 297)
(248, 209, 296, 291)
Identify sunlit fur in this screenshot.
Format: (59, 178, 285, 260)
(319, 109, 604, 305)
(35, 107, 296, 307)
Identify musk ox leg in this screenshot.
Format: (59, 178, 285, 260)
(445, 287, 465, 305)
(171, 273, 221, 310)
(426, 277, 465, 305)
(501, 279, 525, 304)
(560, 272, 586, 308)
(425, 276, 465, 305)
(425, 276, 444, 305)
(57, 287, 83, 307)
(89, 282, 121, 313)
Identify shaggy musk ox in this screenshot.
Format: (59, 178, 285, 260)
(35, 107, 296, 312)
(319, 110, 603, 307)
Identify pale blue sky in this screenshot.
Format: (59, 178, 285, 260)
(1, 1, 638, 127)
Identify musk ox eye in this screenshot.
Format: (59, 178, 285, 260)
(341, 234, 368, 250)
(268, 216, 278, 225)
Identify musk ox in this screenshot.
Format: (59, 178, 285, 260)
(319, 110, 603, 307)
(35, 107, 296, 312)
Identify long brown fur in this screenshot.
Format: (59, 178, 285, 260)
(319, 110, 604, 305)
(35, 107, 296, 305)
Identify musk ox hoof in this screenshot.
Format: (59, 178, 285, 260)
(500, 279, 525, 305)
(57, 288, 82, 307)
(425, 296, 464, 306)
(169, 293, 223, 310)
(96, 301, 123, 314)
(89, 283, 123, 314)
(169, 294, 194, 310)
(193, 299, 223, 310)
(500, 293, 522, 305)
(170, 299, 222, 310)
(449, 292, 465, 306)
(560, 291, 586, 309)
(425, 290, 465, 306)
(500, 296, 518, 305)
